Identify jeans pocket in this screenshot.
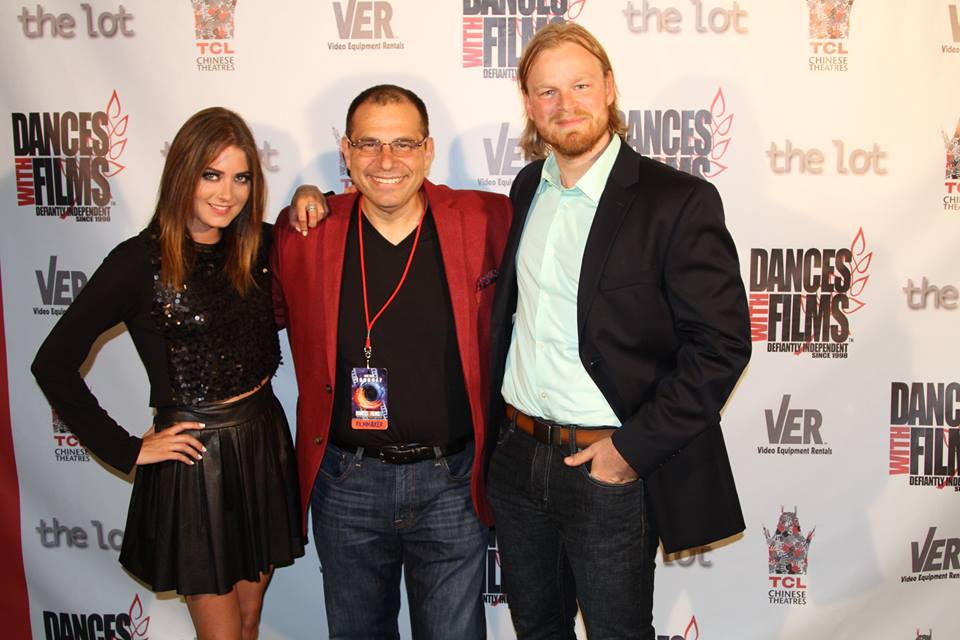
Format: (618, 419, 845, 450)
(440, 444, 475, 482)
(577, 461, 640, 490)
(495, 424, 514, 447)
(317, 446, 359, 484)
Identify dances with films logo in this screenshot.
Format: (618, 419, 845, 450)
(462, 0, 580, 79)
(902, 527, 960, 585)
(623, 87, 733, 179)
(11, 91, 128, 222)
(763, 507, 815, 605)
(191, 0, 238, 71)
(656, 615, 700, 640)
(889, 382, 960, 492)
(328, 0, 404, 52)
(758, 395, 832, 457)
(943, 118, 960, 212)
(748, 228, 870, 359)
(43, 593, 149, 640)
(806, 0, 854, 72)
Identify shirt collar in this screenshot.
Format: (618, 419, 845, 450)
(538, 134, 621, 204)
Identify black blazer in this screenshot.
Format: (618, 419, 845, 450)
(487, 141, 751, 553)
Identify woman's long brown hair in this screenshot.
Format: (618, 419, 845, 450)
(150, 107, 265, 296)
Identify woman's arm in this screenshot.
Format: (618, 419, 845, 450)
(30, 238, 202, 473)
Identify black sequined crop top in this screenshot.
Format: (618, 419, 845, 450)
(31, 223, 281, 473)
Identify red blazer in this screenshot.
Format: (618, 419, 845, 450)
(272, 181, 512, 530)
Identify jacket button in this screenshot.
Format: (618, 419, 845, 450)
(313, 436, 323, 445)
(324, 384, 332, 393)
(589, 358, 601, 368)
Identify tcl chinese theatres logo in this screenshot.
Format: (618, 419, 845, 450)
(807, 0, 853, 39)
(944, 118, 960, 181)
(191, 0, 236, 39)
(764, 506, 815, 574)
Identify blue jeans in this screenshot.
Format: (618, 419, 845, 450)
(311, 442, 487, 640)
(487, 423, 658, 640)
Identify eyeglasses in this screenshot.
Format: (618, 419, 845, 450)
(347, 137, 428, 157)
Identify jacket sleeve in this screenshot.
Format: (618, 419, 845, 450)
(31, 240, 146, 473)
(610, 180, 751, 478)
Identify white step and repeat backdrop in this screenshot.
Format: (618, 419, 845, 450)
(1, 1, 958, 638)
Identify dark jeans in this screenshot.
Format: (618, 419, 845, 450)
(311, 442, 487, 640)
(488, 422, 658, 640)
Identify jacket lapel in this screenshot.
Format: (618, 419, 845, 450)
(493, 160, 542, 335)
(321, 194, 356, 385)
(427, 181, 480, 396)
(576, 144, 642, 335)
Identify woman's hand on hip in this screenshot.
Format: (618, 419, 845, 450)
(136, 422, 206, 466)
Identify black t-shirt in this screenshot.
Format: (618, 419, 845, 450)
(329, 205, 472, 448)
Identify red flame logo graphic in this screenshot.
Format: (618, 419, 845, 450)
(566, 0, 587, 20)
(128, 593, 150, 639)
(704, 88, 733, 178)
(104, 90, 128, 178)
(793, 227, 870, 355)
(845, 227, 871, 314)
(55, 89, 127, 219)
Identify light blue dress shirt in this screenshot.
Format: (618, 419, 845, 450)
(501, 135, 622, 427)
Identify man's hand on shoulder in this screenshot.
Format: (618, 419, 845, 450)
(289, 185, 329, 236)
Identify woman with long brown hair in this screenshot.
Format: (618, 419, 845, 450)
(32, 107, 304, 638)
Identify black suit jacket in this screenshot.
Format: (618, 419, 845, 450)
(488, 141, 751, 553)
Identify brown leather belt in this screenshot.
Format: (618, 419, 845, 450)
(506, 404, 617, 448)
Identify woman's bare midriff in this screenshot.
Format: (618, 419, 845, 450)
(211, 375, 272, 406)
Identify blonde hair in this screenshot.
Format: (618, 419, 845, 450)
(516, 22, 626, 159)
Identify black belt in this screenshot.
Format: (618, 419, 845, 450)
(155, 383, 274, 430)
(332, 440, 470, 465)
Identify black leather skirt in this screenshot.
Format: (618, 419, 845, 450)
(119, 383, 304, 595)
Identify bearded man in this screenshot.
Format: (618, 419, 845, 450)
(484, 23, 751, 639)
